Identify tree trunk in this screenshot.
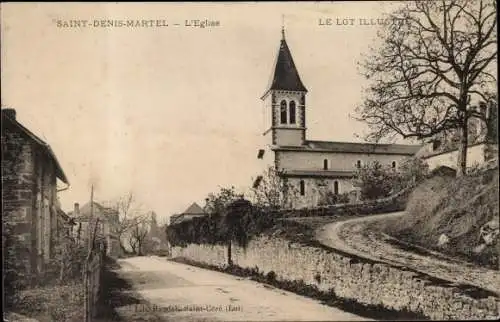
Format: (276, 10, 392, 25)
(457, 120, 468, 177)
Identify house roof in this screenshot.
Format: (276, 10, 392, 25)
(263, 31, 307, 97)
(272, 140, 422, 155)
(70, 201, 118, 222)
(281, 169, 356, 179)
(57, 208, 76, 225)
(2, 109, 69, 184)
(170, 212, 206, 225)
(182, 202, 205, 215)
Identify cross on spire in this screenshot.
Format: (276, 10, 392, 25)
(281, 14, 285, 39)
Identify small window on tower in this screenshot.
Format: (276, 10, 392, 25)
(392, 161, 396, 168)
(323, 159, 328, 170)
(334, 181, 339, 195)
(280, 100, 287, 124)
(299, 180, 305, 196)
(356, 160, 362, 168)
(257, 149, 265, 159)
(253, 176, 263, 189)
(289, 101, 296, 124)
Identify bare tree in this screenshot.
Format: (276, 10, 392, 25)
(355, 0, 497, 176)
(107, 192, 147, 254)
(128, 216, 150, 255)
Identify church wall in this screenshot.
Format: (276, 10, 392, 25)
(274, 129, 304, 146)
(263, 95, 272, 134)
(286, 177, 357, 209)
(278, 150, 412, 172)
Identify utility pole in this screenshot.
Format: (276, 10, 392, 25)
(88, 185, 94, 251)
(84, 184, 97, 322)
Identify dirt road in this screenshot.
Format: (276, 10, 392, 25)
(116, 256, 369, 321)
(316, 211, 500, 294)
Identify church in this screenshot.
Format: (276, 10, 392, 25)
(254, 29, 422, 208)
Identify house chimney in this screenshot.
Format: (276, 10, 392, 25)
(2, 108, 16, 120)
(74, 203, 80, 216)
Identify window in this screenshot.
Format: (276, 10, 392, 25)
(323, 159, 328, 170)
(432, 140, 441, 151)
(257, 149, 265, 159)
(334, 181, 339, 195)
(280, 100, 287, 124)
(299, 180, 305, 196)
(253, 176, 263, 189)
(356, 160, 362, 168)
(392, 161, 396, 168)
(289, 100, 296, 124)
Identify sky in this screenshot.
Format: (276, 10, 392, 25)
(1, 2, 403, 222)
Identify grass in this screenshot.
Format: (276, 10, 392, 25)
(13, 280, 85, 322)
(375, 167, 499, 269)
(171, 257, 429, 321)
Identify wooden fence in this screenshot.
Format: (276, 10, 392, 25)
(83, 248, 103, 322)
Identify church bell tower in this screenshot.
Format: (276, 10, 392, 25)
(261, 28, 308, 147)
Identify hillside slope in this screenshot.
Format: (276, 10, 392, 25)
(382, 167, 499, 269)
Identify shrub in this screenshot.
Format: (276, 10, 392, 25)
(395, 157, 429, 190)
(353, 161, 399, 200)
(314, 272, 322, 284)
(318, 191, 350, 206)
(44, 234, 88, 285)
(167, 201, 277, 248)
(266, 270, 277, 283)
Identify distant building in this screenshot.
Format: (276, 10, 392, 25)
(254, 30, 421, 208)
(417, 103, 498, 171)
(68, 201, 121, 257)
(57, 207, 77, 239)
(2, 108, 70, 279)
(146, 211, 169, 252)
(170, 202, 207, 225)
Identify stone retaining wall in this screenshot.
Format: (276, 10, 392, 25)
(279, 184, 411, 218)
(172, 236, 499, 320)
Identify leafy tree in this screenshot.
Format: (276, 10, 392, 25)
(396, 157, 430, 189)
(353, 161, 399, 200)
(203, 186, 240, 215)
(356, 0, 497, 177)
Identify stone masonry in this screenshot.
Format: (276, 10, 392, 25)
(2, 109, 69, 280)
(172, 236, 499, 320)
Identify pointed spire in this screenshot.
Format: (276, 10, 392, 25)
(264, 25, 307, 95)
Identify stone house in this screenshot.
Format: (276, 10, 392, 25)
(68, 201, 121, 257)
(416, 103, 498, 171)
(56, 207, 77, 239)
(170, 202, 207, 225)
(1, 108, 70, 279)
